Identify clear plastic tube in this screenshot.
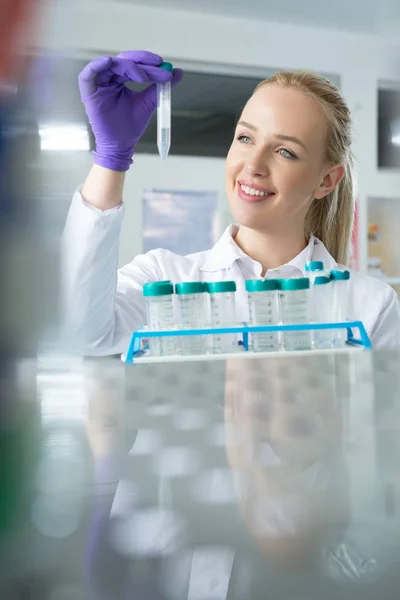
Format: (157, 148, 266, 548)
(157, 80, 171, 162)
(176, 282, 207, 355)
(278, 278, 311, 351)
(311, 277, 333, 349)
(144, 281, 175, 356)
(207, 282, 237, 354)
(305, 260, 326, 285)
(246, 279, 279, 352)
(331, 270, 350, 347)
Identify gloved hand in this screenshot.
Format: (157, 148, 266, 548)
(78, 50, 183, 171)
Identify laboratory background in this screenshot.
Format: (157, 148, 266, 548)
(2, 0, 400, 598)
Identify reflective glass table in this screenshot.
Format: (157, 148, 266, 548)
(1, 349, 400, 599)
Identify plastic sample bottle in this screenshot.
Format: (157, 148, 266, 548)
(312, 275, 333, 349)
(157, 62, 173, 161)
(305, 260, 325, 284)
(143, 281, 176, 356)
(278, 278, 312, 351)
(331, 269, 351, 347)
(206, 281, 237, 354)
(175, 282, 207, 355)
(246, 279, 279, 352)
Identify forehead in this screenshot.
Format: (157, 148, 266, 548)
(241, 85, 327, 149)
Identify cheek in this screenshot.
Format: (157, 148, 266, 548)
(225, 146, 242, 179)
(278, 163, 319, 199)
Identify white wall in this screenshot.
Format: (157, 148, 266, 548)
(39, 0, 400, 272)
(121, 155, 227, 266)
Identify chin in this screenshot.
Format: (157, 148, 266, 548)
(230, 205, 273, 230)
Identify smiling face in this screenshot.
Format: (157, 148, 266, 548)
(226, 84, 337, 233)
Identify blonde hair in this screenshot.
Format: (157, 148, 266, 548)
(254, 71, 356, 265)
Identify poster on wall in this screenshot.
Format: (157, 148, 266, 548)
(142, 189, 219, 255)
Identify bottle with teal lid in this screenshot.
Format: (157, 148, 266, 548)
(305, 261, 324, 272)
(245, 279, 279, 352)
(175, 281, 207, 355)
(143, 281, 175, 356)
(206, 281, 237, 354)
(278, 277, 311, 351)
(312, 275, 333, 349)
(331, 269, 351, 347)
(305, 260, 326, 284)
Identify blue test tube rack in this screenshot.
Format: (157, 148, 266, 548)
(122, 320, 372, 364)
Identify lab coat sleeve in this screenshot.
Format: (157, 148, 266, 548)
(62, 189, 162, 356)
(369, 285, 400, 349)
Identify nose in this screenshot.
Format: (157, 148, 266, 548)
(245, 147, 270, 178)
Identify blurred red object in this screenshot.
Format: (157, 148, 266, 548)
(349, 200, 359, 271)
(0, 0, 38, 87)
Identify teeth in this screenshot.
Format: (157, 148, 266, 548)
(241, 184, 269, 197)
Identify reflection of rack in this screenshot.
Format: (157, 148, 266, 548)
(122, 321, 372, 364)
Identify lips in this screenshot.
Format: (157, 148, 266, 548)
(237, 181, 276, 204)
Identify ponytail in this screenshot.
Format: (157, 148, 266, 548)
(305, 155, 357, 265)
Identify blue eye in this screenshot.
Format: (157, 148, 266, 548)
(237, 134, 252, 144)
(279, 148, 297, 159)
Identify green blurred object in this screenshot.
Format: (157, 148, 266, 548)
(0, 397, 39, 535)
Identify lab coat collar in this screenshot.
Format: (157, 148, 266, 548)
(199, 224, 337, 274)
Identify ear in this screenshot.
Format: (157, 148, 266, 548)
(314, 164, 345, 200)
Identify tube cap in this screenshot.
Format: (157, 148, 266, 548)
(159, 61, 174, 73)
(175, 282, 206, 294)
(245, 279, 278, 292)
(331, 269, 350, 280)
(206, 281, 236, 293)
(305, 261, 324, 272)
(278, 277, 310, 291)
(143, 281, 174, 297)
(314, 276, 331, 286)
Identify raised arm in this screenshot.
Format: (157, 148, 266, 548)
(61, 51, 183, 355)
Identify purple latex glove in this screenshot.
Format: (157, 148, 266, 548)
(78, 50, 183, 171)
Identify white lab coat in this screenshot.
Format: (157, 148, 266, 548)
(62, 189, 400, 355)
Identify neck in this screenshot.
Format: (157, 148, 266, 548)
(234, 225, 308, 275)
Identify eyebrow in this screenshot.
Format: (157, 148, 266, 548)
(237, 120, 308, 151)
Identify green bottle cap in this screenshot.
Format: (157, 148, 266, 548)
(305, 260, 324, 272)
(143, 281, 174, 297)
(331, 269, 350, 280)
(245, 279, 278, 292)
(175, 282, 206, 294)
(159, 61, 174, 73)
(278, 277, 310, 291)
(314, 276, 331, 286)
(206, 281, 236, 293)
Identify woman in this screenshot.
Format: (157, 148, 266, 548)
(62, 50, 400, 354)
